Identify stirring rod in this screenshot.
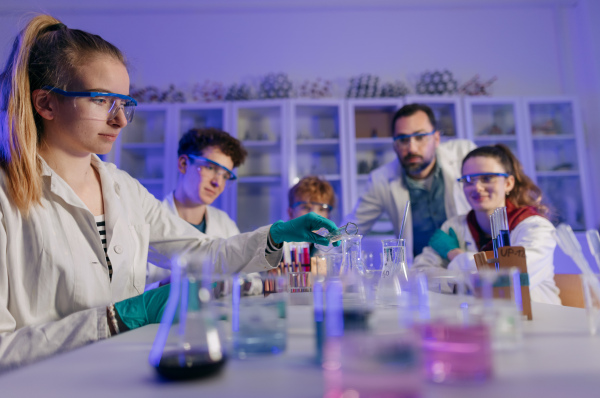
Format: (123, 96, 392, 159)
(399, 201, 410, 239)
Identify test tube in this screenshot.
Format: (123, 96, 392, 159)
(490, 212, 499, 270)
(497, 207, 511, 247)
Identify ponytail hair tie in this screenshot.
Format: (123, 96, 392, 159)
(42, 23, 67, 34)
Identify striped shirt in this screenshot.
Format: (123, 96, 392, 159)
(95, 215, 113, 282)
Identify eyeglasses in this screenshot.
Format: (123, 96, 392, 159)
(457, 173, 509, 186)
(291, 201, 333, 213)
(393, 130, 436, 147)
(188, 154, 237, 181)
(42, 86, 138, 123)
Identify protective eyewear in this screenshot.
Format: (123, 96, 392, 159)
(291, 201, 333, 212)
(188, 154, 237, 181)
(42, 86, 137, 123)
(393, 130, 436, 146)
(457, 173, 509, 186)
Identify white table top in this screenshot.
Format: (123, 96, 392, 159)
(2, 301, 600, 397)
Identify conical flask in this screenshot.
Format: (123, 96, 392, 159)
(148, 257, 230, 380)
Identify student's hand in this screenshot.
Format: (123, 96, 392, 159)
(429, 228, 460, 260)
(270, 212, 339, 246)
(114, 284, 170, 331)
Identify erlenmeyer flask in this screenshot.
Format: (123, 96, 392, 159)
(148, 259, 230, 380)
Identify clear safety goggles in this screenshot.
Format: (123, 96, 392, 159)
(188, 154, 237, 181)
(457, 173, 509, 186)
(393, 130, 436, 147)
(291, 201, 333, 213)
(43, 86, 138, 123)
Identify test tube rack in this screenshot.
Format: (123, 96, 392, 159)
(473, 246, 532, 320)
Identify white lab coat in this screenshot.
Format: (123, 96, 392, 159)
(345, 139, 476, 264)
(412, 214, 561, 305)
(145, 192, 240, 288)
(0, 155, 280, 372)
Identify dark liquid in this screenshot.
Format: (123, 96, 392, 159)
(155, 350, 227, 381)
(343, 309, 371, 331)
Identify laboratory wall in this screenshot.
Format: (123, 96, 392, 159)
(1, 0, 599, 271)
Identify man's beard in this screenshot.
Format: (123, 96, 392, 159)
(401, 154, 433, 176)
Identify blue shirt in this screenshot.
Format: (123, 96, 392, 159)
(404, 162, 447, 257)
(191, 218, 207, 234)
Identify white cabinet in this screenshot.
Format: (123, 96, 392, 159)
(288, 99, 347, 224)
(345, 99, 403, 237)
(405, 95, 466, 141)
(229, 100, 289, 232)
(463, 97, 530, 172)
(110, 104, 171, 199)
(109, 96, 594, 234)
(522, 97, 593, 230)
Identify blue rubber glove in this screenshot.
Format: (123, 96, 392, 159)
(428, 228, 460, 260)
(270, 212, 339, 246)
(114, 284, 170, 331)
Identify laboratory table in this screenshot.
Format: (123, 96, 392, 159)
(1, 302, 600, 397)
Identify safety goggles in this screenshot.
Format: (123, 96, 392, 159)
(42, 86, 137, 123)
(188, 154, 237, 181)
(291, 201, 333, 213)
(457, 173, 509, 186)
(392, 130, 436, 147)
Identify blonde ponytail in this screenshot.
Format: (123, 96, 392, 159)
(0, 14, 125, 214)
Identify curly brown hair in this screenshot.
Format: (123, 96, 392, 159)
(288, 176, 336, 209)
(462, 144, 551, 218)
(178, 128, 247, 168)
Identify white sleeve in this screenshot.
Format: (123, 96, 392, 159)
(0, 210, 110, 372)
(344, 175, 384, 235)
(136, 180, 278, 274)
(509, 217, 560, 304)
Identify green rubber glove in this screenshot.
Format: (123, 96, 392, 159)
(114, 284, 170, 331)
(428, 227, 460, 260)
(270, 212, 339, 246)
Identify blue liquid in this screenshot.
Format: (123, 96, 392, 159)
(499, 230, 511, 247)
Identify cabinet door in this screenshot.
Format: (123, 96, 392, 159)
(111, 104, 170, 199)
(289, 99, 345, 224)
(464, 97, 530, 174)
(405, 95, 465, 140)
(346, 99, 404, 237)
(231, 100, 289, 232)
(523, 98, 592, 230)
(171, 103, 231, 212)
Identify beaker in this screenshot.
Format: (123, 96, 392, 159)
(340, 235, 364, 275)
(148, 261, 230, 381)
(376, 239, 408, 306)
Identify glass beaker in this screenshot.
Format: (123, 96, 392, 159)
(148, 261, 230, 381)
(340, 234, 364, 275)
(376, 239, 408, 306)
(232, 273, 288, 358)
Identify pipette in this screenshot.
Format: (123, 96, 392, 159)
(554, 224, 600, 304)
(586, 229, 600, 272)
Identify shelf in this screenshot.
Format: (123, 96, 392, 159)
(242, 140, 281, 153)
(355, 137, 394, 151)
(536, 170, 580, 177)
(474, 135, 517, 141)
(532, 134, 576, 141)
(296, 139, 339, 147)
(238, 175, 282, 184)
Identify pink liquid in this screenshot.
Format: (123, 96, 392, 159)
(415, 321, 493, 384)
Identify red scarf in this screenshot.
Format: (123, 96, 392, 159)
(467, 199, 541, 251)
